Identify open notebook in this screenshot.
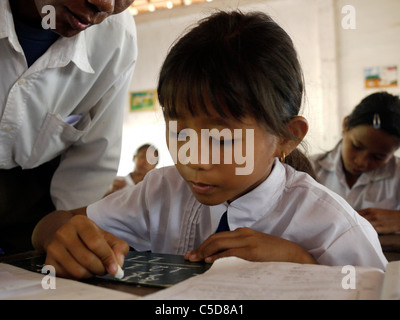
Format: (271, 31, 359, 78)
(143, 257, 400, 300)
(0, 263, 138, 300)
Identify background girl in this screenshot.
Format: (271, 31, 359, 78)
(311, 92, 400, 234)
(104, 144, 159, 196)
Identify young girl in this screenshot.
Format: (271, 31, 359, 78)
(104, 144, 159, 196)
(33, 11, 387, 279)
(311, 92, 400, 234)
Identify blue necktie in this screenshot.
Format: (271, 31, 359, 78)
(215, 211, 230, 233)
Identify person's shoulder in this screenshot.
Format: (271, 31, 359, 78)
(394, 155, 400, 167)
(284, 164, 355, 218)
(391, 155, 400, 179)
(86, 10, 136, 45)
(148, 165, 180, 177)
(309, 152, 324, 162)
(285, 165, 331, 197)
(84, 11, 137, 67)
(309, 145, 340, 174)
(104, 10, 136, 37)
(309, 149, 333, 165)
(141, 166, 193, 202)
(144, 166, 186, 187)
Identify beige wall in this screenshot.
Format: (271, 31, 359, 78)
(118, 0, 400, 174)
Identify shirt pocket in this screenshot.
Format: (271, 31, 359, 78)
(23, 112, 91, 168)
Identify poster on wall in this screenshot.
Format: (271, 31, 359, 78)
(130, 90, 159, 112)
(364, 65, 398, 89)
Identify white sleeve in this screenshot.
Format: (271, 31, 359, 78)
(87, 169, 153, 251)
(87, 166, 191, 252)
(317, 223, 388, 270)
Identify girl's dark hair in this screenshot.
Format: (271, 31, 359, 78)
(158, 10, 313, 175)
(135, 143, 159, 164)
(345, 91, 400, 139)
(135, 143, 158, 156)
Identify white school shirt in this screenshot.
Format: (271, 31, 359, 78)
(124, 174, 135, 187)
(311, 142, 400, 211)
(112, 174, 135, 192)
(0, 1, 137, 210)
(87, 159, 388, 270)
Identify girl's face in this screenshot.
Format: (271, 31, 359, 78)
(133, 148, 157, 176)
(341, 124, 400, 178)
(165, 107, 281, 206)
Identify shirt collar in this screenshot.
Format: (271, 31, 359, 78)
(46, 33, 95, 73)
(0, 0, 23, 53)
(317, 141, 342, 173)
(1, 0, 94, 74)
(208, 158, 286, 229)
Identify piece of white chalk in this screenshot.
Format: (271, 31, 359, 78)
(114, 265, 124, 279)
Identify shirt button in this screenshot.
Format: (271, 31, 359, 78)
(18, 79, 26, 85)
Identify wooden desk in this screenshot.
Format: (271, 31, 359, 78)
(2, 235, 399, 298)
(0, 250, 161, 297)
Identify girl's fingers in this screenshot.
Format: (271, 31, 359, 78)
(46, 215, 128, 278)
(204, 247, 252, 263)
(104, 232, 130, 267)
(46, 243, 94, 279)
(186, 228, 312, 264)
(186, 228, 254, 262)
(78, 227, 120, 275)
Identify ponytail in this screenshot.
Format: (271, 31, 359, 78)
(285, 148, 316, 180)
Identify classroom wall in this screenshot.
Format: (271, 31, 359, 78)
(117, 0, 400, 175)
(336, 0, 400, 128)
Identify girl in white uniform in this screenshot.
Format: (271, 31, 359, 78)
(33, 11, 387, 279)
(104, 144, 159, 196)
(311, 92, 400, 234)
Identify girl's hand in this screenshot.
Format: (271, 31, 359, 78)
(112, 178, 127, 191)
(44, 215, 129, 279)
(184, 227, 316, 264)
(358, 208, 400, 234)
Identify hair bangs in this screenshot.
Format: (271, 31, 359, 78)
(158, 50, 249, 121)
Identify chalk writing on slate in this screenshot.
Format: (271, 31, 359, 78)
(5, 250, 211, 288)
(99, 251, 212, 288)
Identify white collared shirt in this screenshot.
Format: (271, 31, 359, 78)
(0, 1, 137, 209)
(88, 159, 388, 270)
(311, 142, 400, 211)
(124, 174, 135, 186)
